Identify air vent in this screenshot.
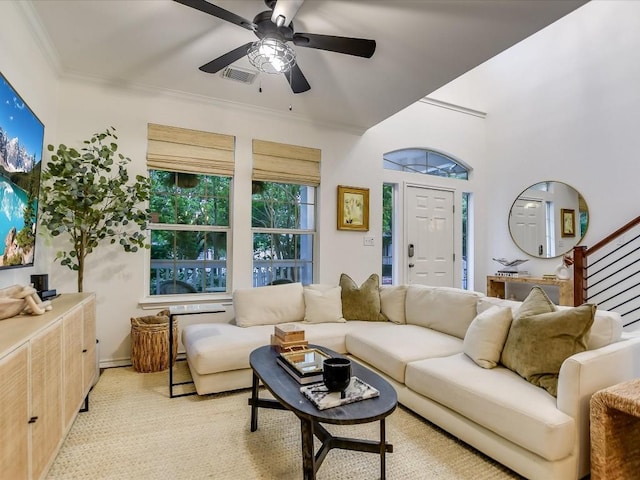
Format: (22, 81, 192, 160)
(220, 66, 258, 85)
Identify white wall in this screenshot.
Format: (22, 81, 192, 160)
(432, 0, 640, 288)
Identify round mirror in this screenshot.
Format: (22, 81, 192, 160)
(508, 181, 589, 258)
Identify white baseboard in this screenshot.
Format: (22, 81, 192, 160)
(99, 352, 187, 369)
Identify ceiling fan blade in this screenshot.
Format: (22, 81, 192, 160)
(293, 33, 376, 58)
(199, 42, 253, 74)
(271, 0, 304, 27)
(173, 0, 256, 31)
(284, 64, 310, 94)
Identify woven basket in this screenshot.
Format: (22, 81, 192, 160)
(130, 310, 177, 373)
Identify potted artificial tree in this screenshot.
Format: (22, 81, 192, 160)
(39, 127, 150, 292)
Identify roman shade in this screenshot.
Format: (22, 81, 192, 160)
(147, 123, 235, 176)
(252, 139, 320, 186)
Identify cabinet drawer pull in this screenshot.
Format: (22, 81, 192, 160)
(82, 349, 88, 353)
(28, 416, 38, 424)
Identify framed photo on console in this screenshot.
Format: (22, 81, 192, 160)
(337, 185, 369, 231)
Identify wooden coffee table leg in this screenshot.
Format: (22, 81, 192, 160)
(380, 418, 386, 480)
(301, 418, 315, 480)
(250, 372, 259, 432)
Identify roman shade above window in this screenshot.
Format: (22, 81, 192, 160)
(252, 139, 320, 186)
(147, 123, 235, 176)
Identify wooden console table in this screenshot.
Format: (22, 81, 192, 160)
(486, 275, 574, 306)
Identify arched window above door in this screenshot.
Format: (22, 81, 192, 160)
(383, 148, 469, 180)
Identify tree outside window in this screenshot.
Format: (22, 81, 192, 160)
(252, 181, 315, 286)
(382, 183, 393, 285)
(149, 170, 230, 295)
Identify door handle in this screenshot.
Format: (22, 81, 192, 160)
(539, 245, 543, 256)
(408, 244, 415, 258)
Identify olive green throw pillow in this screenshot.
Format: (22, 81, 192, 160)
(514, 285, 556, 320)
(339, 273, 387, 321)
(501, 302, 596, 397)
(500, 286, 556, 368)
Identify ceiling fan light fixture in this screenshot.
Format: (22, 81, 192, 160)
(247, 37, 296, 74)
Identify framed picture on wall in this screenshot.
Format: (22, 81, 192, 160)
(561, 208, 576, 237)
(337, 185, 369, 231)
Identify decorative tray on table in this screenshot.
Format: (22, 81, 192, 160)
(276, 348, 330, 384)
(300, 377, 380, 410)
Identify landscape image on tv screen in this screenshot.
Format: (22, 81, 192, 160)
(0, 72, 43, 269)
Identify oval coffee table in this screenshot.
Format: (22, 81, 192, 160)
(249, 345, 397, 480)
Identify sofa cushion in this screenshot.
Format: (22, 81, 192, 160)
(463, 305, 512, 368)
(477, 296, 521, 314)
(234, 282, 305, 327)
(303, 286, 345, 324)
(379, 285, 407, 324)
(183, 321, 360, 375)
(345, 324, 463, 383)
(339, 273, 387, 321)
(405, 285, 482, 339)
(558, 305, 622, 350)
(183, 323, 279, 374)
(405, 353, 576, 462)
(479, 294, 623, 350)
(501, 303, 596, 396)
(306, 283, 337, 292)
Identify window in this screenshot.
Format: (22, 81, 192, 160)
(252, 181, 315, 286)
(382, 183, 393, 285)
(384, 148, 469, 179)
(462, 192, 470, 289)
(146, 123, 235, 296)
(149, 171, 231, 295)
(251, 139, 320, 287)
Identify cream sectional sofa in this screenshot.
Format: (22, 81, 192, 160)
(181, 281, 640, 480)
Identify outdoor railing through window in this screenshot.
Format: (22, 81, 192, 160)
(150, 259, 312, 294)
(150, 259, 226, 294)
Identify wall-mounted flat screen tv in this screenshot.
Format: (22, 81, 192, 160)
(0, 72, 43, 269)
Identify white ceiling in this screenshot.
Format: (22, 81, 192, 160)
(25, 0, 587, 133)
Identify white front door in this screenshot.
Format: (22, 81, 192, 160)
(406, 186, 454, 286)
(509, 197, 546, 257)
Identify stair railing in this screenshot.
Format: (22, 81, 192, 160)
(573, 215, 640, 328)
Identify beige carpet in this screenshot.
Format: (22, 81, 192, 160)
(47, 363, 522, 479)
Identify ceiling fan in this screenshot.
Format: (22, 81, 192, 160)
(174, 0, 377, 94)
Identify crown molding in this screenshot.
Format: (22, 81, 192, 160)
(17, 1, 64, 76)
(60, 69, 368, 136)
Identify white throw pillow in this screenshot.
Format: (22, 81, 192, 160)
(303, 286, 346, 323)
(234, 282, 305, 327)
(379, 285, 407, 324)
(463, 305, 513, 368)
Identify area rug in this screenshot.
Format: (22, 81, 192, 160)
(46, 363, 522, 479)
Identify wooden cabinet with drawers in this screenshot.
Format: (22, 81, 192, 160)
(0, 293, 96, 479)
